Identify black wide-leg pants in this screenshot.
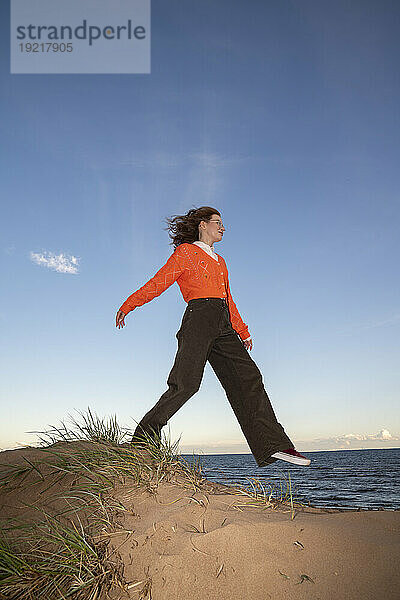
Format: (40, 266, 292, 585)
(133, 298, 294, 466)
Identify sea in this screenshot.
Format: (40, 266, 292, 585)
(180, 448, 400, 510)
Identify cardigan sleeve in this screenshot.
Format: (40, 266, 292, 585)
(225, 275, 250, 341)
(119, 251, 184, 315)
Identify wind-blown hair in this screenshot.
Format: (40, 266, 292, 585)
(164, 206, 221, 250)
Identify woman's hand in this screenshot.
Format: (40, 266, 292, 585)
(243, 338, 253, 351)
(116, 310, 126, 329)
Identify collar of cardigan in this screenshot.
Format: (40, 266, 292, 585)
(191, 241, 220, 263)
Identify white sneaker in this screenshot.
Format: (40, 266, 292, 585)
(271, 448, 311, 466)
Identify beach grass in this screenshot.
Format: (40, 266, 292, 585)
(28, 406, 133, 446)
(0, 511, 125, 599)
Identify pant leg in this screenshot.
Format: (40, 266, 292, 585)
(133, 300, 219, 440)
(207, 306, 294, 466)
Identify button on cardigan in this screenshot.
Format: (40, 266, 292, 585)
(119, 242, 250, 341)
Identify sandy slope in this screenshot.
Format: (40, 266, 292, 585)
(1, 443, 399, 600)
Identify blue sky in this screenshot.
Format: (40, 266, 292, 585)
(1, 0, 399, 454)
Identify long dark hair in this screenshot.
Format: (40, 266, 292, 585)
(164, 206, 221, 249)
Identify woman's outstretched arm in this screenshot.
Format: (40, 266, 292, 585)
(117, 251, 184, 321)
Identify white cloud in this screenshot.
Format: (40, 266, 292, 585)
(181, 152, 249, 208)
(180, 429, 400, 455)
(338, 313, 400, 336)
(189, 152, 251, 168)
(120, 151, 250, 170)
(377, 429, 393, 440)
(338, 429, 397, 443)
(29, 251, 79, 274)
(297, 429, 400, 452)
(118, 150, 251, 209)
(120, 152, 181, 168)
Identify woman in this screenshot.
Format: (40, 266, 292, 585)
(116, 207, 311, 467)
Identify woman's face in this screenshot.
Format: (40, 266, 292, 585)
(201, 213, 225, 244)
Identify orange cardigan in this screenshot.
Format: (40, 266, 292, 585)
(119, 243, 250, 341)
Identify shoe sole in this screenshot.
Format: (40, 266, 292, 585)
(272, 452, 311, 466)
